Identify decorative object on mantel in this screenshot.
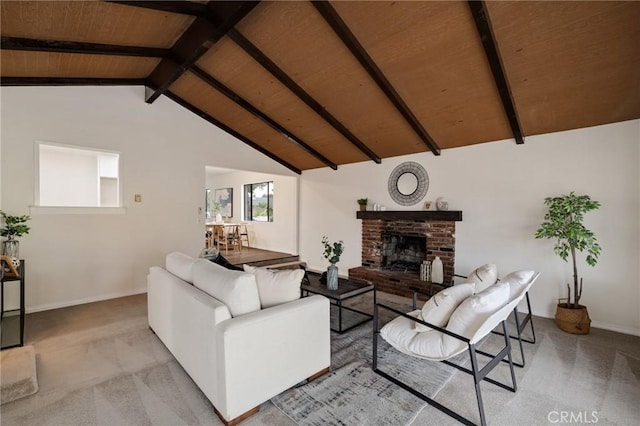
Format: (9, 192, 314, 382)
(0, 211, 30, 269)
(423, 200, 433, 210)
(435, 197, 449, 211)
(535, 192, 601, 335)
(419, 260, 431, 281)
(322, 236, 344, 291)
(431, 256, 444, 284)
(357, 198, 368, 211)
(388, 162, 429, 206)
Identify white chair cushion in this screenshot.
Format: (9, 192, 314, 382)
(380, 310, 422, 356)
(165, 251, 199, 283)
(193, 260, 260, 317)
(243, 265, 304, 308)
(382, 310, 468, 361)
(415, 283, 475, 332)
(383, 282, 511, 361)
(501, 270, 537, 302)
(446, 281, 510, 340)
(468, 264, 498, 292)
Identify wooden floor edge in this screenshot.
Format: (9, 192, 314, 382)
(214, 406, 260, 426)
(308, 366, 330, 382)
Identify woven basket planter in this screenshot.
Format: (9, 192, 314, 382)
(555, 303, 591, 334)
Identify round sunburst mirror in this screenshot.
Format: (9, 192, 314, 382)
(388, 162, 429, 206)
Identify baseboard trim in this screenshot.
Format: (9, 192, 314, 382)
(530, 308, 640, 336)
(26, 287, 147, 314)
(590, 321, 640, 337)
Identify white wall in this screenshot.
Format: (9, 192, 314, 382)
(205, 169, 298, 254)
(0, 86, 296, 312)
(299, 120, 640, 335)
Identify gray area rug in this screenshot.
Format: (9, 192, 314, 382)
(271, 320, 457, 426)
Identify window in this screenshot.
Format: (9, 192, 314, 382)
(244, 181, 273, 222)
(37, 142, 120, 207)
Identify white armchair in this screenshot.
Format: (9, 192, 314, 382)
(374, 270, 539, 426)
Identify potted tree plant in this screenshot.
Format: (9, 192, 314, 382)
(322, 236, 344, 291)
(535, 192, 601, 334)
(357, 198, 368, 212)
(0, 210, 31, 267)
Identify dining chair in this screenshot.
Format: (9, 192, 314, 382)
(237, 222, 250, 249)
(215, 225, 240, 254)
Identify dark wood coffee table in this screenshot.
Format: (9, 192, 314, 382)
(301, 272, 375, 334)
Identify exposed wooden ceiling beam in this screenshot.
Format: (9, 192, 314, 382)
(312, 1, 441, 157)
(468, 0, 524, 144)
(1, 36, 169, 58)
(0, 77, 146, 86)
(104, 1, 208, 16)
(162, 89, 302, 175)
(227, 28, 382, 164)
(145, 2, 259, 104)
(189, 66, 338, 170)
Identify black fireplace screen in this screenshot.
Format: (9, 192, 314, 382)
(381, 233, 427, 272)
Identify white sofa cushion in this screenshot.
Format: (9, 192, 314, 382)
(243, 265, 304, 308)
(415, 283, 475, 332)
(166, 251, 200, 283)
(468, 263, 498, 292)
(193, 260, 260, 317)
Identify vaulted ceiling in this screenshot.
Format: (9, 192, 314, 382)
(2, 1, 639, 174)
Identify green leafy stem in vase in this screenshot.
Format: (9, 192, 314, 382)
(0, 210, 31, 240)
(322, 236, 344, 265)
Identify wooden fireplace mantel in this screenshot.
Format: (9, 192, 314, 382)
(356, 210, 462, 221)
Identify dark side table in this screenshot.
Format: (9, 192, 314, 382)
(1, 259, 25, 349)
(301, 272, 375, 334)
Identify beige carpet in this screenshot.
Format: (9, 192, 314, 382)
(1, 345, 38, 404)
(1, 293, 639, 425)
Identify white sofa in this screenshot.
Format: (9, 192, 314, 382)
(147, 252, 330, 425)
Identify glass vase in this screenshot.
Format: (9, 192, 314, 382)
(1, 239, 20, 268)
(327, 264, 339, 291)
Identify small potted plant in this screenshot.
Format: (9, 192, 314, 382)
(535, 192, 601, 334)
(322, 236, 344, 290)
(357, 198, 368, 211)
(1, 210, 31, 267)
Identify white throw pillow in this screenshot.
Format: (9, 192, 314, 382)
(165, 252, 199, 283)
(446, 281, 510, 340)
(415, 283, 475, 332)
(243, 265, 304, 308)
(501, 270, 537, 302)
(467, 264, 498, 293)
(193, 260, 260, 317)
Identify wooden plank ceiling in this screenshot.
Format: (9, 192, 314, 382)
(2, 1, 639, 174)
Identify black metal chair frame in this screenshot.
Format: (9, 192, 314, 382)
(489, 292, 535, 367)
(373, 302, 517, 426)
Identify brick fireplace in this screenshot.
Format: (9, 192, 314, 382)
(348, 210, 462, 299)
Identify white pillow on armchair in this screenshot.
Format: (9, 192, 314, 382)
(415, 283, 475, 332)
(468, 263, 498, 292)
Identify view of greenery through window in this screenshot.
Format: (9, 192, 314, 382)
(244, 181, 273, 222)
